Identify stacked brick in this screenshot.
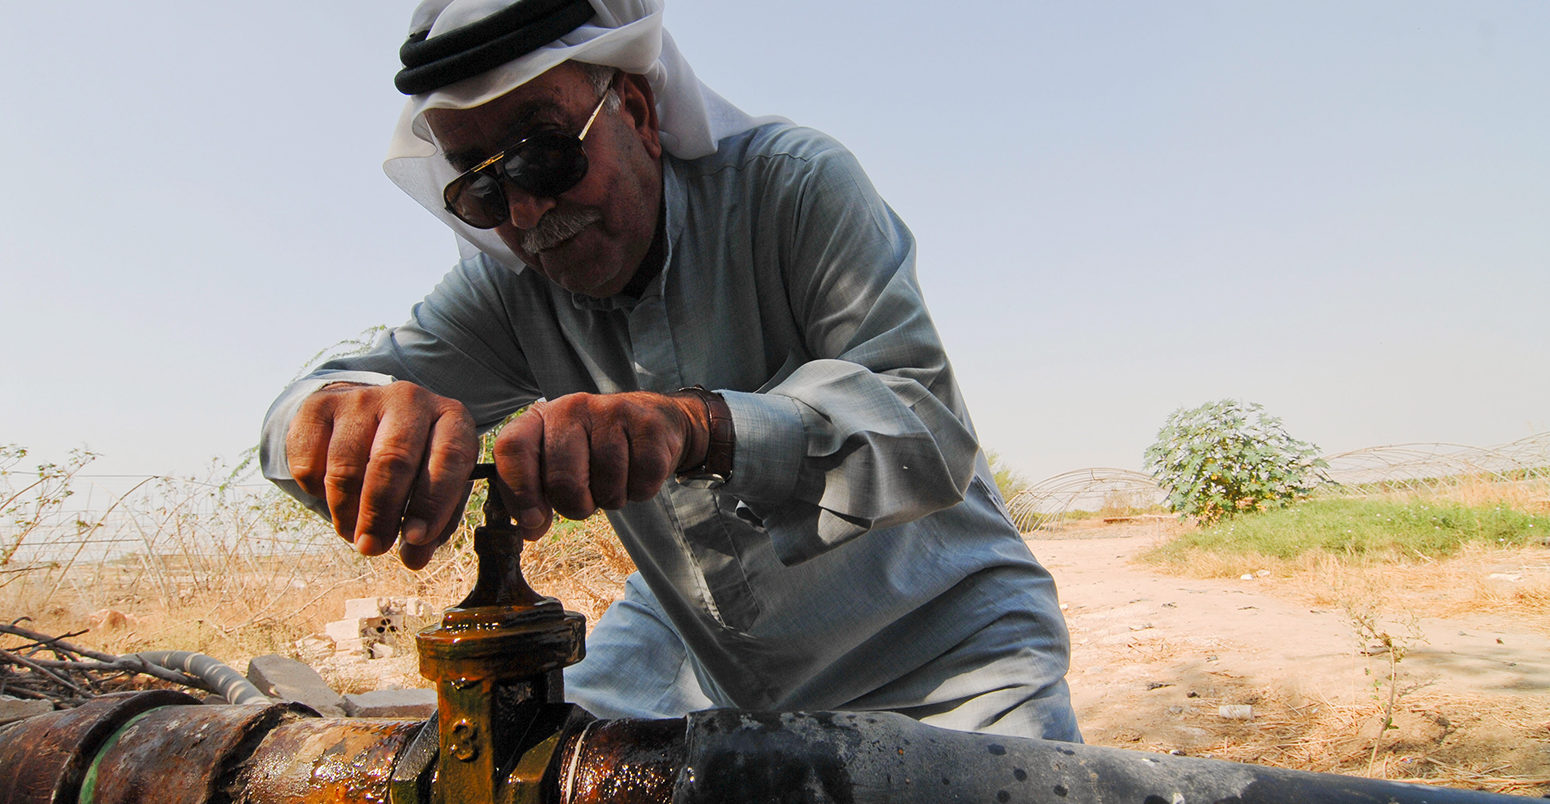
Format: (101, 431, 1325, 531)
(323, 596, 430, 659)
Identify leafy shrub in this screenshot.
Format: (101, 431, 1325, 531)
(985, 450, 1031, 503)
(1143, 399, 1326, 522)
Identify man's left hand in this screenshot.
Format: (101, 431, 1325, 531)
(492, 391, 709, 539)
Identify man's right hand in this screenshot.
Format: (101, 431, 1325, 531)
(285, 381, 478, 570)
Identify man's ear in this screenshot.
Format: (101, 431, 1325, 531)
(618, 72, 661, 158)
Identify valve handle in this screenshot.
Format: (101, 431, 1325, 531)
(453, 463, 543, 610)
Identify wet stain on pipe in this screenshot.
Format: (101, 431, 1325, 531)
(561, 718, 684, 804)
(231, 717, 420, 802)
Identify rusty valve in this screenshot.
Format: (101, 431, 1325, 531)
(411, 465, 590, 804)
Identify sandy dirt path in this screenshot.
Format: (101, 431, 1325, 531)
(1029, 522, 1550, 788)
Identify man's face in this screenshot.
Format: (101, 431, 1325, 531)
(427, 64, 663, 297)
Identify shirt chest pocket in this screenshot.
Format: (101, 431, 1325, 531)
(666, 486, 764, 633)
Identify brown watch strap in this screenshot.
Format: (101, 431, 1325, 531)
(676, 385, 734, 484)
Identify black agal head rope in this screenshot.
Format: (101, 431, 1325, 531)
(396, 0, 596, 95)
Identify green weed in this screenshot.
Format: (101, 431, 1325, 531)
(1146, 497, 1549, 567)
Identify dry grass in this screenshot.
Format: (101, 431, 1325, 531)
(1, 465, 635, 696)
(1141, 480, 1550, 636)
(519, 515, 636, 626)
(1091, 476, 1550, 794)
(1410, 475, 1550, 513)
(1142, 543, 1550, 637)
(3, 519, 633, 646)
(1284, 544, 1550, 636)
(1181, 686, 1550, 795)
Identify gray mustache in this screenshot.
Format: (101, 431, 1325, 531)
(522, 209, 603, 252)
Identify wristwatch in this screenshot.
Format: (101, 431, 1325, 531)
(674, 385, 734, 489)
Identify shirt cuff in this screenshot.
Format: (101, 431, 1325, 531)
(718, 389, 804, 505)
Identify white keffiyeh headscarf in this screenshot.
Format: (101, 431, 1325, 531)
(384, 0, 770, 270)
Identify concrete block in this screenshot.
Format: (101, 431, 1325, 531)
(343, 688, 437, 718)
(392, 596, 434, 617)
(0, 697, 53, 724)
(343, 597, 389, 619)
(246, 654, 346, 716)
(368, 642, 395, 660)
(292, 635, 333, 662)
(332, 637, 369, 658)
(361, 614, 403, 639)
(384, 614, 407, 636)
(324, 619, 358, 643)
(325, 615, 402, 643)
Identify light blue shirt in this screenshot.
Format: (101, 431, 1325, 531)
(262, 123, 1073, 729)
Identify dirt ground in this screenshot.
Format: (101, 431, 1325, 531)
(1033, 520, 1550, 795)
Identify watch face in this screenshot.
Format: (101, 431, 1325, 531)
(677, 473, 727, 490)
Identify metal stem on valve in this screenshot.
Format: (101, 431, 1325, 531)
(413, 464, 589, 804)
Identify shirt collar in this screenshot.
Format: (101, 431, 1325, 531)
(564, 151, 684, 313)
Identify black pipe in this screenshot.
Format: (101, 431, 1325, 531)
(3, 695, 1537, 802)
(563, 709, 1535, 804)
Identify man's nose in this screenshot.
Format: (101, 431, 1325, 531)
(505, 186, 558, 231)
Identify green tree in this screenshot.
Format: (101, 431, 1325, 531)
(1143, 399, 1326, 522)
(985, 450, 1031, 503)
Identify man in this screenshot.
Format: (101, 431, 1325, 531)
(262, 0, 1080, 741)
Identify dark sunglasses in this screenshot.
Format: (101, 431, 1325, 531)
(441, 81, 613, 229)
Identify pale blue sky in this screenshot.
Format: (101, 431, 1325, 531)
(2, 1, 1545, 485)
